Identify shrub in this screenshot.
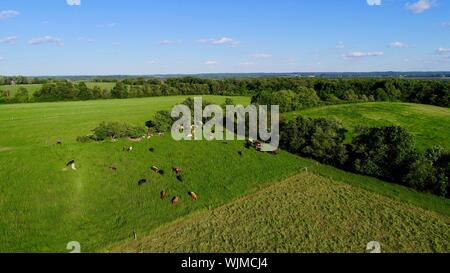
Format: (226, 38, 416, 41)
(76, 135, 92, 143)
(89, 122, 146, 141)
(152, 111, 174, 133)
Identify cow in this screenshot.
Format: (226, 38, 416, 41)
(152, 166, 165, 175)
(124, 146, 133, 152)
(66, 160, 77, 170)
(172, 167, 182, 174)
(149, 147, 155, 152)
(161, 191, 167, 199)
(110, 166, 117, 171)
(138, 179, 147, 186)
(238, 151, 243, 157)
(171, 196, 180, 205)
(176, 175, 183, 182)
(56, 140, 62, 145)
(188, 192, 198, 201)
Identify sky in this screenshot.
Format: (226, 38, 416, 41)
(0, 0, 449, 76)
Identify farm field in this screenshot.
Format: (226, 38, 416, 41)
(0, 96, 449, 252)
(0, 84, 42, 96)
(113, 172, 450, 253)
(0, 82, 116, 96)
(284, 102, 450, 150)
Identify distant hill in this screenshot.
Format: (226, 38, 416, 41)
(25, 71, 450, 81)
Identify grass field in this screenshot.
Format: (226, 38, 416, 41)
(113, 172, 450, 253)
(284, 102, 450, 150)
(0, 82, 116, 96)
(0, 84, 42, 96)
(0, 97, 449, 252)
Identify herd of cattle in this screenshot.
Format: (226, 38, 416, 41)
(63, 137, 278, 207)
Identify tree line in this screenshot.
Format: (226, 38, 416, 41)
(0, 77, 449, 108)
(280, 116, 450, 198)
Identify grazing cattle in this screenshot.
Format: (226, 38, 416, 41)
(238, 151, 243, 157)
(151, 166, 165, 175)
(149, 147, 155, 152)
(66, 160, 77, 170)
(188, 192, 198, 201)
(123, 146, 133, 152)
(56, 140, 62, 145)
(110, 166, 117, 171)
(172, 167, 182, 174)
(160, 191, 167, 200)
(138, 179, 147, 185)
(176, 175, 183, 182)
(171, 196, 180, 205)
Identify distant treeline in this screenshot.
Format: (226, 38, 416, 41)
(0, 77, 449, 108)
(0, 76, 50, 85)
(280, 117, 450, 198)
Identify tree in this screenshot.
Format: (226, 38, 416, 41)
(14, 87, 29, 103)
(153, 110, 173, 132)
(111, 82, 129, 99)
(271, 90, 299, 112)
(280, 116, 348, 166)
(76, 82, 92, 100)
(351, 126, 417, 181)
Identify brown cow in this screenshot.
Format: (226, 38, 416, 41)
(188, 192, 198, 201)
(171, 196, 180, 205)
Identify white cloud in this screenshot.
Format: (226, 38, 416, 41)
(28, 36, 62, 46)
(78, 37, 94, 43)
(204, 60, 218, 65)
(389, 41, 411, 48)
(336, 41, 345, 49)
(159, 39, 178, 45)
(406, 0, 432, 14)
(252, 53, 272, 59)
(437, 48, 450, 55)
(147, 60, 158, 64)
(0, 36, 18, 44)
(240, 61, 254, 65)
(367, 0, 382, 6)
(0, 10, 20, 20)
(67, 0, 81, 6)
(0, 57, 4, 61)
(442, 22, 450, 28)
(198, 37, 240, 47)
(344, 51, 384, 58)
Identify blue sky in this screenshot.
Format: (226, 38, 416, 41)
(0, 0, 449, 76)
